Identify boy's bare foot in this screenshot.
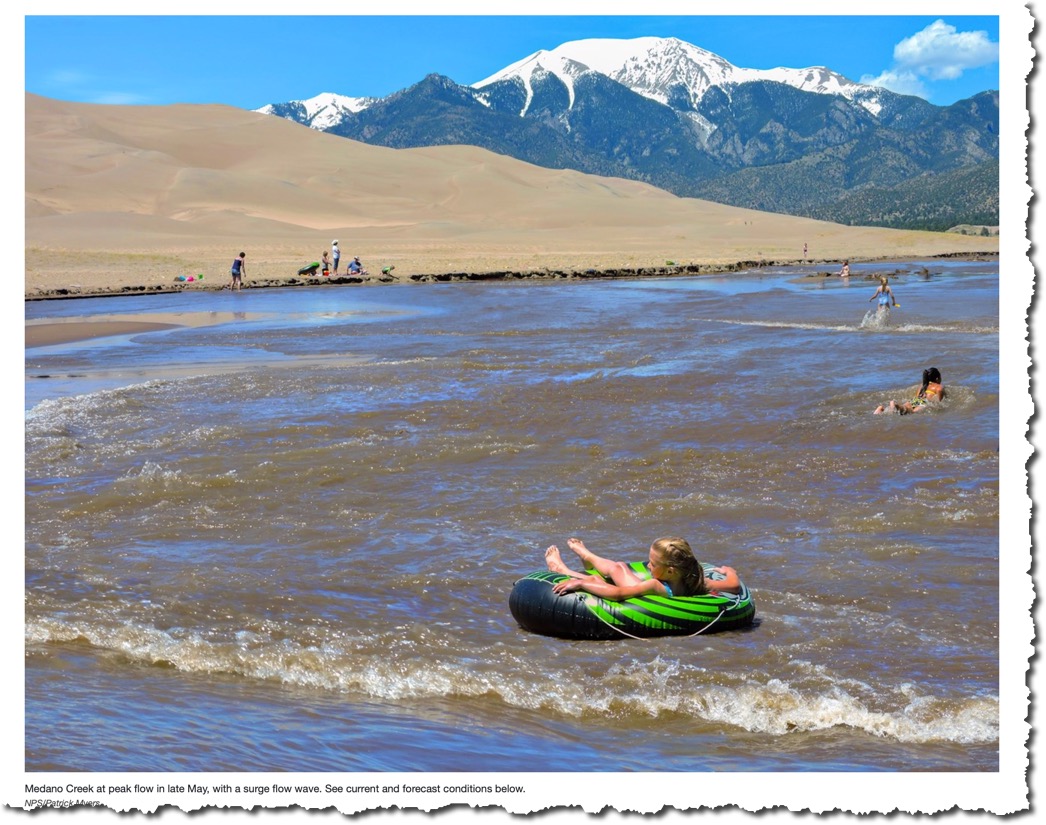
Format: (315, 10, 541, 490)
(566, 537, 594, 566)
(545, 545, 570, 575)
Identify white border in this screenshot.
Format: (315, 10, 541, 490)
(6, 0, 1033, 816)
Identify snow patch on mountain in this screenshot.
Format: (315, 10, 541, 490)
(255, 92, 375, 129)
(474, 36, 885, 116)
(475, 50, 594, 115)
(680, 110, 718, 146)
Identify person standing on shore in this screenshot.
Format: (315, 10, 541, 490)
(331, 240, 341, 275)
(803, 242, 808, 260)
(230, 252, 246, 291)
(322, 250, 331, 276)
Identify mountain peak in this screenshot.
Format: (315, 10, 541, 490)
(251, 33, 998, 232)
(473, 35, 878, 113)
(255, 91, 375, 130)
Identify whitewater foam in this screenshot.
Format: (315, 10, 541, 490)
(24, 620, 999, 745)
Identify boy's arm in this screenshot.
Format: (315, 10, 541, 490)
(554, 577, 664, 600)
(707, 566, 741, 594)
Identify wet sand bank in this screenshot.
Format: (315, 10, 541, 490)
(25, 311, 268, 348)
(25, 252, 998, 302)
(26, 321, 180, 348)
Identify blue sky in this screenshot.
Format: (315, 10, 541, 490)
(24, 12, 1000, 110)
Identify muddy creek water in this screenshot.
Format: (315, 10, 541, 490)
(25, 261, 1002, 772)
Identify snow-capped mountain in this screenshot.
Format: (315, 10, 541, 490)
(473, 36, 882, 116)
(260, 37, 882, 129)
(255, 92, 376, 130)
(256, 36, 998, 230)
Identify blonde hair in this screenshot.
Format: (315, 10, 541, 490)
(879, 276, 889, 286)
(651, 536, 706, 596)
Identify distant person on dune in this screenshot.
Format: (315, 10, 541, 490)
(870, 276, 898, 311)
(875, 367, 946, 414)
(229, 252, 246, 291)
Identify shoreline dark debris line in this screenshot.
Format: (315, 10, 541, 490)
(25, 252, 998, 302)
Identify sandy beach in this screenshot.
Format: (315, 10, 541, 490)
(26, 92, 998, 305)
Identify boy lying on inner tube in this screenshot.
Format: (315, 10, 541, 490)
(545, 536, 740, 599)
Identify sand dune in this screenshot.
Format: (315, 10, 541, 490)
(25, 92, 997, 296)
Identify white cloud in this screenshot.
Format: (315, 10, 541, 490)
(861, 19, 998, 100)
(892, 20, 999, 82)
(859, 70, 927, 99)
(41, 68, 151, 105)
(47, 69, 91, 86)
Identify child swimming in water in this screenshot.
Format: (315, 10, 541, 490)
(874, 367, 946, 414)
(545, 536, 740, 599)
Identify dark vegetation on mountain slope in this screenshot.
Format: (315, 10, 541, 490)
(322, 74, 999, 231)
